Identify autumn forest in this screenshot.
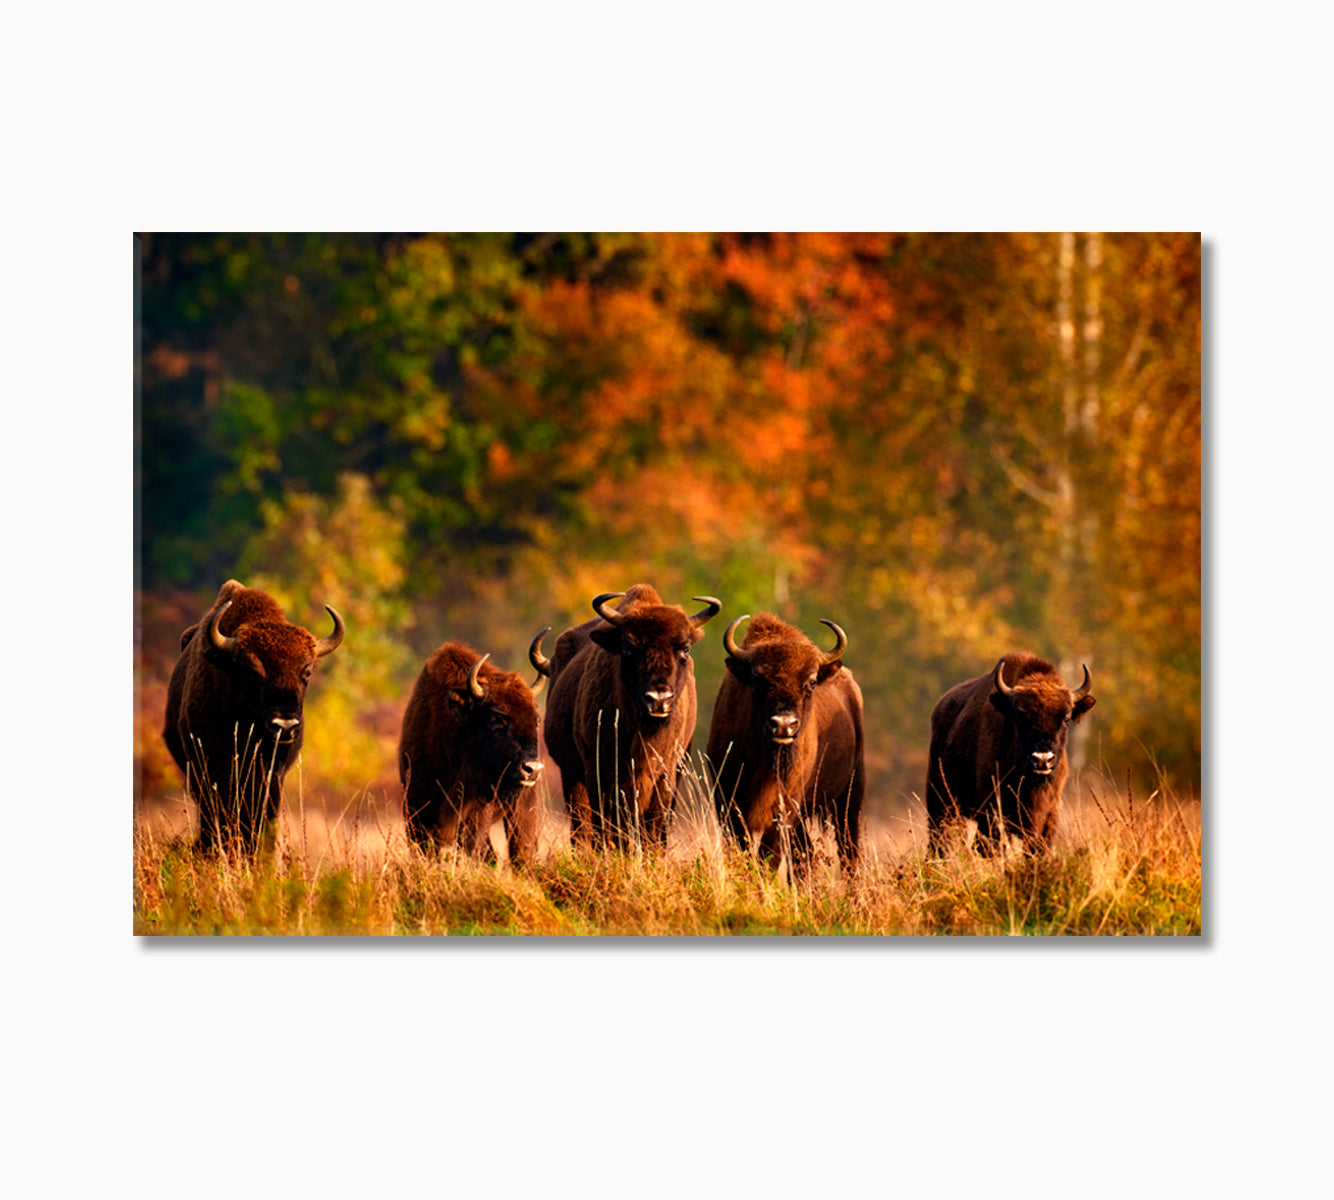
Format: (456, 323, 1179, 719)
(134, 232, 1201, 824)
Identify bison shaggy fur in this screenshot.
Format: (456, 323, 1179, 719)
(398, 638, 548, 862)
(162, 579, 344, 854)
(706, 613, 865, 876)
(925, 652, 1096, 853)
(543, 584, 720, 851)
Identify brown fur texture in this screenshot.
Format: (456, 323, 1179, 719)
(925, 651, 1096, 853)
(398, 642, 545, 862)
(162, 580, 344, 853)
(543, 584, 717, 851)
(706, 613, 865, 875)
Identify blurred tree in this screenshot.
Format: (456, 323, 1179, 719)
(238, 471, 415, 796)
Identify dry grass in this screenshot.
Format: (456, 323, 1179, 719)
(133, 756, 1200, 936)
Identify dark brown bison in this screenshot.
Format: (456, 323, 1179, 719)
(398, 631, 552, 862)
(163, 579, 345, 853)
(543, 584, 721, 851)
(706, 613, 865, 876)
(925, 652, 1096, 854)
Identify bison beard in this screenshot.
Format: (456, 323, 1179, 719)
(925, 652, 1095, 854)
(398, 633, 551, 863)
(542, 584, 721, 852)
(705, 613, 865, 878)
(162, 580, 345, 855)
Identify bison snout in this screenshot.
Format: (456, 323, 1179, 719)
(644, 689, 676, 718)
(519, 759, 545, 788)
(1030, 750, 1056, 775)
(768, 714, 799, 744)
(269, 716, 300, 740)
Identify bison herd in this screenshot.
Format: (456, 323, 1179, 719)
(161, 579, 1096, 867)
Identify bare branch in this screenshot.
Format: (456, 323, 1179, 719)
(992, 444, 1061, 508)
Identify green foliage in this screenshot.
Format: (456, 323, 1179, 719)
(238, 471, 416, 796)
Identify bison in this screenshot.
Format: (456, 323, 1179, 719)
(925, 652, 1096, 854)
(706, 613, 865, 876)
(163, 579, 345, 854)
(543, 584, 721, 851)
(398, 631, 552, 862)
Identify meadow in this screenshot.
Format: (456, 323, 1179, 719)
(132, 760, 1200, 937)
(133, 234, 1202, 939)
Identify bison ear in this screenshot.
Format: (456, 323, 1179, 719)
(988, 689, 1012, 714)
(724, 656, 752, 683)
(1074, 694, 1096, 720)
(590, 627, 622, 654)
(816, 661, 842, 684)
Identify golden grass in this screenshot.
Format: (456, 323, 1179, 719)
(133, 759, 1201, 936)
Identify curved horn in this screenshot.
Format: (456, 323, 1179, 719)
(993, 657, 1015, 697)
(205, 601, 238, 655)
(468, 653, 491, 700)
(818, 619, 848, 667)
(592, 592, 627, 626)
(722, 615, 753, 661)
(313, 605, 345, 658)
(529, 628, 552, 698)
(1071, 663, 1092, 702)
(689, 596, 723, 628)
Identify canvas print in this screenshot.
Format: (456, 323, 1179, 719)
(133, 232, 1202, 935)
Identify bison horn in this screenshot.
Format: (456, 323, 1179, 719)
(689, 596, 723, 628)
(205, 600, 239, 655)
(722, 615, 753, 662)
(592, 592, 627, 626)
(993, 657, 1015, 697)
(314, 605, 345, 658)
(468, 653, 491, 700)
(818, 620, 848, 667)
(529, 628, 552, 698)
(1071, 664, 1092, 701)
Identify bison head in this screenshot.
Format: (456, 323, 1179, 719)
(202, 598, 344, 746)
(989, 659, 1096, 777)
(723, 613, 847, 746)
(452, 634, 551, 800)
(589, 591, 721, 721)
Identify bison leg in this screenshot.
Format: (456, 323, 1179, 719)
(726, 807, 753, 854)
(504, 814, 527, 867)
(831, 793, 861, 876)
(194, 782, 224, 856)
(638, 771, 679, 853)
(641, 796, 671, 853)
(757, 809, 813, 881)
(459, 805, 498, 861)
(925, 761, 968, 856)
(787, 818, 814, 879)
(402, 786, 443, 853)
(564, 781, 595, 848)
(408, 803, 463, 856)
(977, 788, 1029, 856)
(1027, 792, 1060, 853)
